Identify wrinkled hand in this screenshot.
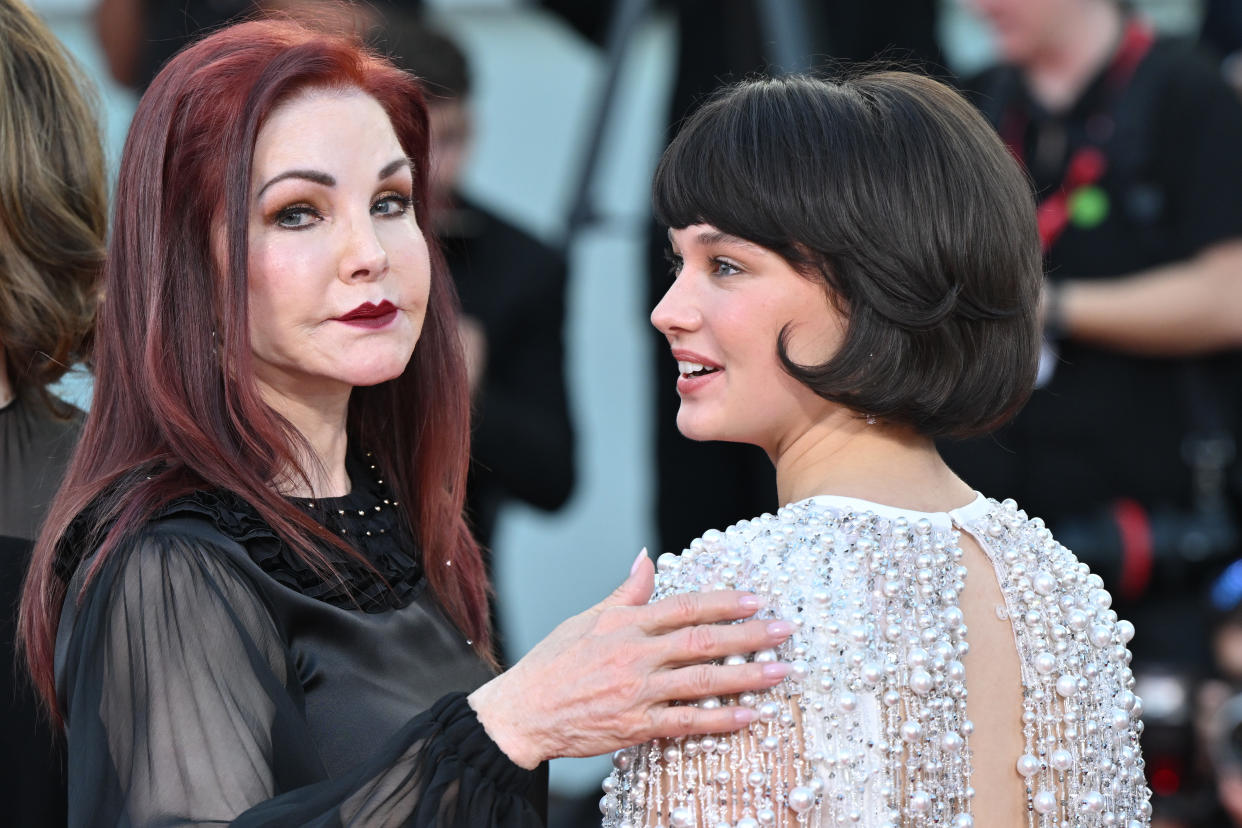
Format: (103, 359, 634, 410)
(468, 551, 793, 769)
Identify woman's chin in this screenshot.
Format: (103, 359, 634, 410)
(334, 343, 415, 388)
(675, 410, 725, 443)
(335, 355, 411, 388)
(345, 366, 407, 387)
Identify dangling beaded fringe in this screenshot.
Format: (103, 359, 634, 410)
(600, 497, 1150, 828)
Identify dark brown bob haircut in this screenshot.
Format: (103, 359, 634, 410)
(653, 72, 1042, 439)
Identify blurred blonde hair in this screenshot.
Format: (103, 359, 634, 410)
(0, 0, 106, 414)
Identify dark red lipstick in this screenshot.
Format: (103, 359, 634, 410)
(334, 300, 398, 329)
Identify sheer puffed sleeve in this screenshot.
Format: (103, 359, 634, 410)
(56, 526, 540, 827)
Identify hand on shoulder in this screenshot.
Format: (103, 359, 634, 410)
(468, 551, 794, 769)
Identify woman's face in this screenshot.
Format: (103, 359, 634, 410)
(244, 87, 430, 401)
(651, 224, 844, 453)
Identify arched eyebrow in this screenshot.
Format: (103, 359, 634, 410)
(256, 169, 334, 198)
(256, 157, 411, 199)
(378, 158, 413, 180)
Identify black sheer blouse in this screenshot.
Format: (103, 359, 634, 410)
(52, 457, 544, 826)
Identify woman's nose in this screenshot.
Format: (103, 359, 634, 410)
(339, 214, 388, 283)
(650, 277, 701, 336)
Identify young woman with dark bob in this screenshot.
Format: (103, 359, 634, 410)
(17, 20, 797, 826)
(601, 74, 1152, 828)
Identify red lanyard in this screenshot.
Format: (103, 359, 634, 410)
(1001, 21, 1156, 252)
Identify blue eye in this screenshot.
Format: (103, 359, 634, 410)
(275, 205, 320, 229)
(373, 194, 413, 216)
(711, 257, 741, 276)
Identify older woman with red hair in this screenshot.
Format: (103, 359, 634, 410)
(19, 19, 794, 827)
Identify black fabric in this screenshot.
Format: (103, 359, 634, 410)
(0, 394, 83, 541)
(1201, 0, 1242, 59)
(439, 195, 574, 553)
(0, 392, 80, 825)
(53, 472, 544, 826)
(943, 35, 1242, 527)
(1, 534, 68, 828)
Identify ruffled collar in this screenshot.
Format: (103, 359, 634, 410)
(57, 454, 425, 613)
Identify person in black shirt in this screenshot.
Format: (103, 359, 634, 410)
(945, 0, 1242, 670)
(95, 0, 390, 91)
(21, 20, 797, 826)
(0, 1, 108, 823)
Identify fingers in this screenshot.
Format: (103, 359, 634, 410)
(654, 660, 792, 704)
(658, 617, 794, 667)
(637, 589, 763, 634)
(645, 701, 759, 741)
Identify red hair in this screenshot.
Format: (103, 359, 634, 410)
(19, 19, 490, 719)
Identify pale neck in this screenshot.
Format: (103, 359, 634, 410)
(773, 412, 974, 514)
(256, 378, 352, 498)
(1023, 2, 1126, 112)
(0, 343, 13, 409)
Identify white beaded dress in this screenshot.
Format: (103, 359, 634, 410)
(601, 494, 1151, 828)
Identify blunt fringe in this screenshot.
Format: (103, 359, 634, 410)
(0, 0, 107, 413)
(20, 19, 491, 721)
(653, 72, 1043, 439)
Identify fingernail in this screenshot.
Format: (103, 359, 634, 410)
(630, 548, 648, 577)
(733, 708, 757, 725)
(766, 620, 794, 638)
(738, 594, 761, 611)
(762, 662, 791, 679)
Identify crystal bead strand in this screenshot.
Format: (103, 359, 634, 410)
(958, 500, 1150, 828)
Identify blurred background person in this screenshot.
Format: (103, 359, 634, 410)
(942, 0, 1242, 820)
(378, 15, 575, 664)
(0, 0, 108, 822)
(1200, 0, 1242, 94)
(95, 0, 383, 91)
(1187, 561, 1242, 825)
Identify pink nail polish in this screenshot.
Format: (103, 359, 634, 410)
(762, 662, 791, 679)
(734, 707, 757, 725)
(766, 620, 794, 637)
(738, 594, 761, 611)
